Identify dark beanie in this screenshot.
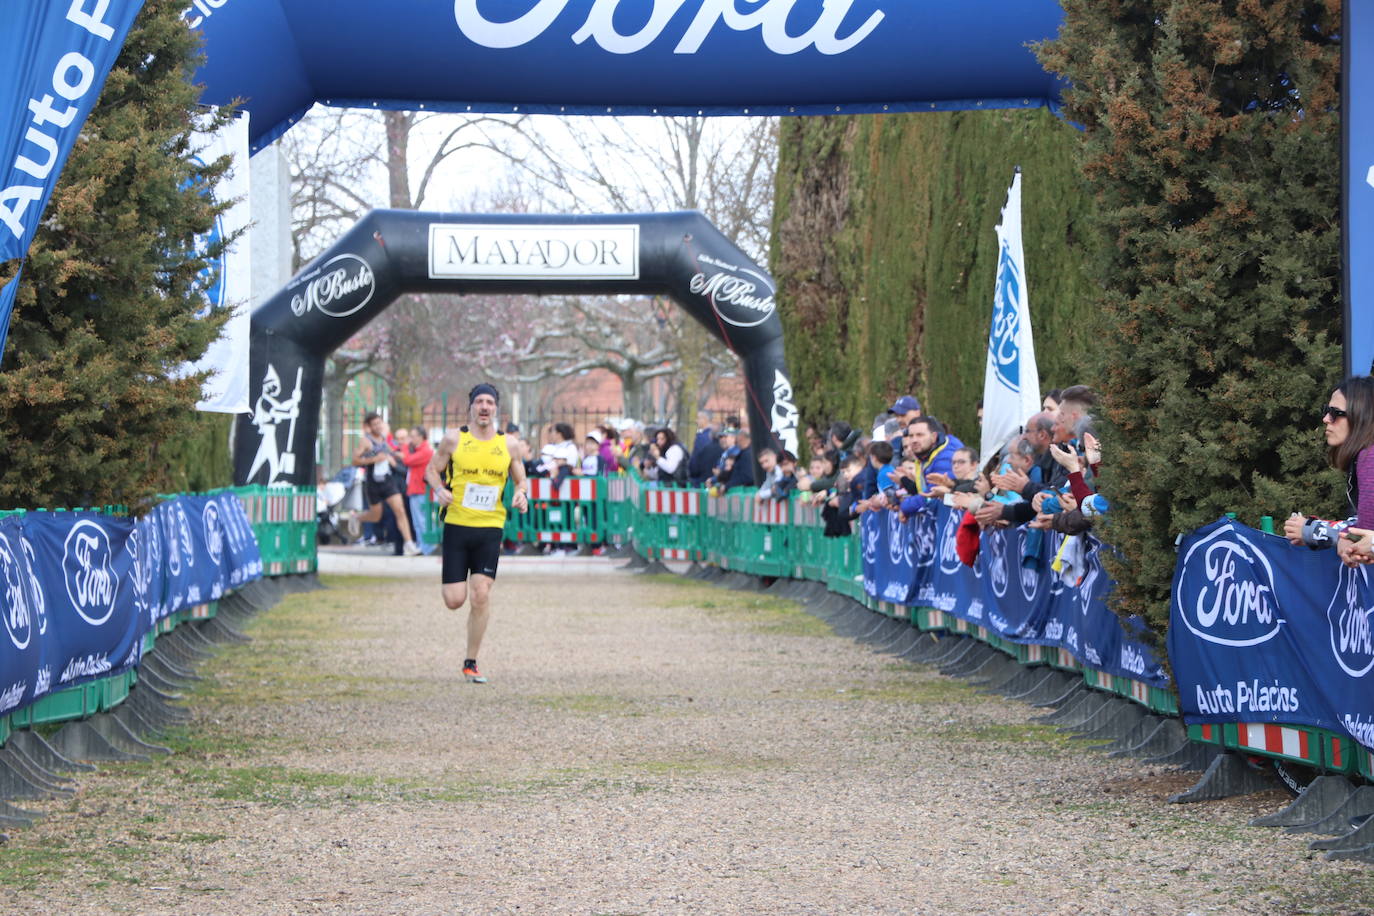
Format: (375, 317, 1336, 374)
(469, 383, 500, 405)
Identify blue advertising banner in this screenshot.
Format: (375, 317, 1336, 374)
(0, 0, 146, 351)
(1169, 518, 1374, 747)
(860, 504, 1167, 688)
(0, 494, 262, 717)
(190, 0, 1068, 152)
(1345, 1, 1374, 376)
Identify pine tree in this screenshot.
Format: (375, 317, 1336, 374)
(0, 0, 235, 510)
(1037, 1, 1344, 636)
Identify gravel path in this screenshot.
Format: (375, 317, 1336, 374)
(5, 566, 1373, 915)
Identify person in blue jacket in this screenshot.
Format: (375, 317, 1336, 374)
(899, 416, 964, 516)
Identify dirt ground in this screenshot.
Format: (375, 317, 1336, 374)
(4, 566, 1373, 915)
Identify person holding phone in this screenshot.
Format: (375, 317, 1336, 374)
(1283, 376, 1374, 566)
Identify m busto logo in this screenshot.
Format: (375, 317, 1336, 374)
(690, 254, 775, 329)
(289, 253, 376, 318)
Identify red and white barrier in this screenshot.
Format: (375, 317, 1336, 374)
(266, 490, 291, 523)
(644, 488, 700, 515)
(529, 478, 599, 501)
(537, 531, 579, 544)
(1236, 723, 1315, 762)
(292, 491, 315, 522)
(752, 499, 789, 525)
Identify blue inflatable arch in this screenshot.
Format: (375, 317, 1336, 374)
(191, 1, 1068, 152)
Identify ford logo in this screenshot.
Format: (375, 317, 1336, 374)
(63, 521, 119, 627)
(939, 509, 963, 575)
(862, 514, 879, 565)
(887, 510, 909, 568)
(912, 512, 935, 569)
(987, 528, 1008, 598)
(1328, 566, 1374, 678)
(0, 532, 32, 650)
(203, 501, 225, 567)
(1018, 528, 1040, 602)
(1175, 524, 1283, 647)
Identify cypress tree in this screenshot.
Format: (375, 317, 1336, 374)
(772, 109, 1096, 448)
(1037, 1, 1344, 636)
(0, 0, 234, 510)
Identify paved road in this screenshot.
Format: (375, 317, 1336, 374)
(7, 564, 1372, 914)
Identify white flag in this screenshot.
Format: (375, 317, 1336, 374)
(978, 169, 1041, 466)
(184, 112, 252, 413)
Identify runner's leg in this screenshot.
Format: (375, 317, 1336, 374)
(442, 581, 468, 609)
(385, 492, 414, 543)
(466, 574, 494, 659)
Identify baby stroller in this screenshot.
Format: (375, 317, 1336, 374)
(317, 467, 366, 544)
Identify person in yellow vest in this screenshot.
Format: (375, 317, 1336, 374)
(425, 383, 528, 684)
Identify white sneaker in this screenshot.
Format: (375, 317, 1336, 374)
(403, 541, 421, 556)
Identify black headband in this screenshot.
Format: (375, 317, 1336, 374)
(469, 383, 500, 405)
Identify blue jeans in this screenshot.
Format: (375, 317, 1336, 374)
(408, 494, 437, 554)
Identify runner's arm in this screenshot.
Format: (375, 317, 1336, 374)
(426, 434, 459, 506)
(507, 434, 529, 513)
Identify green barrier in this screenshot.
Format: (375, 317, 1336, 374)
(0, 483, 305, 758)
(610, 489, 1374, 777)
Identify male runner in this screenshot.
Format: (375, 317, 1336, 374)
(425, 384, 528, 683)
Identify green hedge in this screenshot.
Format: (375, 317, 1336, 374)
(771, 108, 1099, 447)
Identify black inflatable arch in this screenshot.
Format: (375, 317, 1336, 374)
(233, 210, 798, 487)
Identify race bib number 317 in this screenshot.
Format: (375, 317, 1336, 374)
(461, 483, 500, 512)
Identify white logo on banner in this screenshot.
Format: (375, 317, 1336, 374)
(1328, 566, 1374, 678)
(248, 363, 303, 485)
(1367, 165, 1374, 190)
(1018, 530, 1040, 603)
(162, 506, 181, 578)
(454, 0, 885, 55)
(63, 521, 118, 626)
(770, 370, 800, 458)
(988, 530, 1008, 598)
(176, 502, 195, 568)
(129, 520, 154, 626)
(862, 516, 879, 566)
(0, 533, 32, 650)
(913, 513, 935, 570)
(691, 255, 776, 328)
(1078, 542, 1100, 616)
(939, 510, 962, 575)
(289, 253, 376, 318)
(203, 501, 224, 566)
(20, 537, 46, 637)
(887, 509, 907, 567)
(429, 224, 639, 280)
(1176, 525, 1284, 647)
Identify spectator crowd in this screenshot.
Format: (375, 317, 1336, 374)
(331, 369, 1374, 574)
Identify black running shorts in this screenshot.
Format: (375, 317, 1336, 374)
(365, 473, 403, 505)
(442, 524, 503, 584)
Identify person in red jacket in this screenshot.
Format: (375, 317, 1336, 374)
(403, 426, 437, 556)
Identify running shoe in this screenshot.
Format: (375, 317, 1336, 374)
(403, 540, 421, 556)
(462, 662, 488, 684)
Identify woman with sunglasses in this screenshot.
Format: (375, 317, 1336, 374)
(1284, 376, 1374, 565)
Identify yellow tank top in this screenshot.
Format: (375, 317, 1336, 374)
(443, 428, 511, 528)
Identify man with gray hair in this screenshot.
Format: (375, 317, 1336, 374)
(976, 410, 1064, 527)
